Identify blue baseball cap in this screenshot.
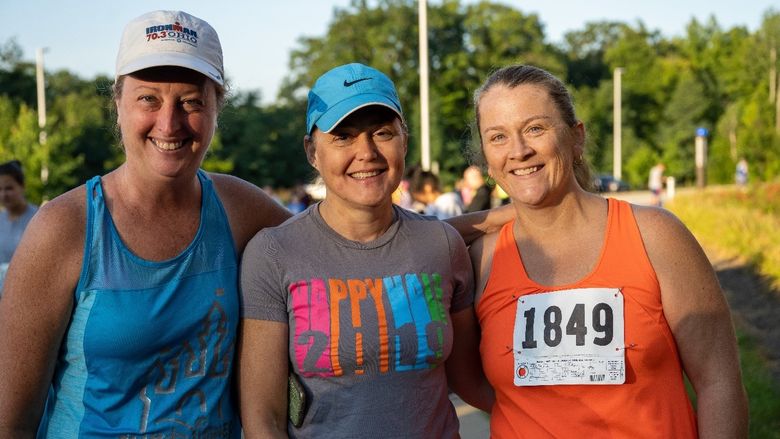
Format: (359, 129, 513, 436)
(306, 63, 403, 134)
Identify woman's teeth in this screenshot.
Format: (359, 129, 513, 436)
(512, 166, 540, 176)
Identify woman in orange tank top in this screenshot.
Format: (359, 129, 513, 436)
(468, 65, 747, 438)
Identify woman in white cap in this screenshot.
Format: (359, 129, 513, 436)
(237, 63, 494, 438)
(0, 10, 289, 437)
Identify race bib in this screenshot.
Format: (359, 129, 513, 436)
(512, 288, 625, 386)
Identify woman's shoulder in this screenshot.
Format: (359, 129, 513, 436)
(630, 204, 689, 243)
(33, 185, 88, 234)
(630, 203, 706, 269)
(13, 185, 88, 272)
(207, 172, 292, 252)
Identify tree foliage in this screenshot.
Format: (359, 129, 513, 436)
(2, 2, 780, 202)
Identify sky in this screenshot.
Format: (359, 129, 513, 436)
(1, 0, 777, 103)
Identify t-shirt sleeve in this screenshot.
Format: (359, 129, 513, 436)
(443, 223, 475, 313)
(239, 230, 289, 322)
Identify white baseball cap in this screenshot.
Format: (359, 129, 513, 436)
(115, 10, 224, 86)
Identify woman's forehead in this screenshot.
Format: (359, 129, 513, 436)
(126, 66, 213, 89)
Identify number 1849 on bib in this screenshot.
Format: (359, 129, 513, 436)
(512, 288, 625, 386)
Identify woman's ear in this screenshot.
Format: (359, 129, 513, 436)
(572, 121, 586, 158)
(303, 135, 317, 169)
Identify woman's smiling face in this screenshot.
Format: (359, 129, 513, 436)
(115, 67, 218, 180)
(306, 106, 407, 211)
(478, 83, 583, 207)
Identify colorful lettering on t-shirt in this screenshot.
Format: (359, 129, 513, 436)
(289, 273, 448, 377)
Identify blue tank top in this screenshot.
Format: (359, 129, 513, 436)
(38, 170, 241, 438)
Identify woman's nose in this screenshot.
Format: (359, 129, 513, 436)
(154, 103, 183, 134)
(355, 135, 379, 160)
(507, 134, 536, 160)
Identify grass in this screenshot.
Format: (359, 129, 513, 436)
(668, 184, 780, 290)
(668, 183, 780, 438)
(737, 331, 780, 438)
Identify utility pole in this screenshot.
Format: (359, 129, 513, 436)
(36, 47, 49, 192)
(418, 0, 431, 171)
(775, 49, 780, 134)
(770, 46, 776, 104)
(775, 70, 780, 134)
(613, 67, 623, 181)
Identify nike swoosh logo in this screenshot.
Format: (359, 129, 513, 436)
(343, 77, 372, 87)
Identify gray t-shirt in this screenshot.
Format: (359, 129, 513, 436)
(0, 203, 37, 293)
(0, 203, 38, 264)
(240, 204, 474, 438)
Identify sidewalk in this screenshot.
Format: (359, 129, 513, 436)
(450, 394, 490, 439)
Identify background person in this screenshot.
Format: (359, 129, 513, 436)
(237, 63, 491, 438)
(735, 157, 748, 187)
(468, 64, 747, 438)
(648, 162, 665, 207)
(0, 10, 290, 437)
(461, 165, 492, 212)
(0, 160, 38, 292)
(409, 168, 464, 220)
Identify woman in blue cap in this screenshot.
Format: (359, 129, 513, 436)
(238, 63, 493, 438)
(0, 10, 289, 437)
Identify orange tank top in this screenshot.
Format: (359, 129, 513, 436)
(477, 198, 697, 438)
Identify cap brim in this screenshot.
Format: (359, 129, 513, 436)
(116, 51, 224, 86)
(315, 94, 402, 133)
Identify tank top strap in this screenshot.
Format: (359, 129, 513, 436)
(476, 219, 534, 320)
(75, 176, 104, 297)
(595, 198, 658, 287)
(196, 169, 237, 259)
(493, 219, 531, 285)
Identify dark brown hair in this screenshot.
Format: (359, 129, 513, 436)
(0, 160, 24, 186)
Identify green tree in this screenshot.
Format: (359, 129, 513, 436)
(280, 0, 561, 184)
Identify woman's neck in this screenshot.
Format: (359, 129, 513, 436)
(5, 199, 29, 219)
(512, 187, 600, 237)
(318, 199, 395, 243)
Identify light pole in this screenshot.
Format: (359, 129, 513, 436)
(418, 0, 430, 171)
(36, 47, 49, 189)
(613, 67, 623, 181)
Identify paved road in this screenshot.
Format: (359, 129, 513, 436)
(451, 394, 490, 439)
(605, 185, 701, 206)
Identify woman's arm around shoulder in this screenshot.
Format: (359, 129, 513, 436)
(210, 173, 291, 254)
(633, 205, 748, 439)
(445, 203, 514, 246)
(0, 187, 87, 437)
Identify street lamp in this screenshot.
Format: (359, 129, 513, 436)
(418, 0, 430, 171)
(613, 67, 623, 181)
(36, 47, 49, 187)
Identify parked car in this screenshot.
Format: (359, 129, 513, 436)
(593, 174, 630, 192)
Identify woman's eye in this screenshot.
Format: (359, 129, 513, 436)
(138, 95, 157, 104)
(489, 133, 506, 143)
(331, 133, 350, 143)
(526, 125, 544, 135)
(374, 130, 393, 140)
(182, 99, 205, 112)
